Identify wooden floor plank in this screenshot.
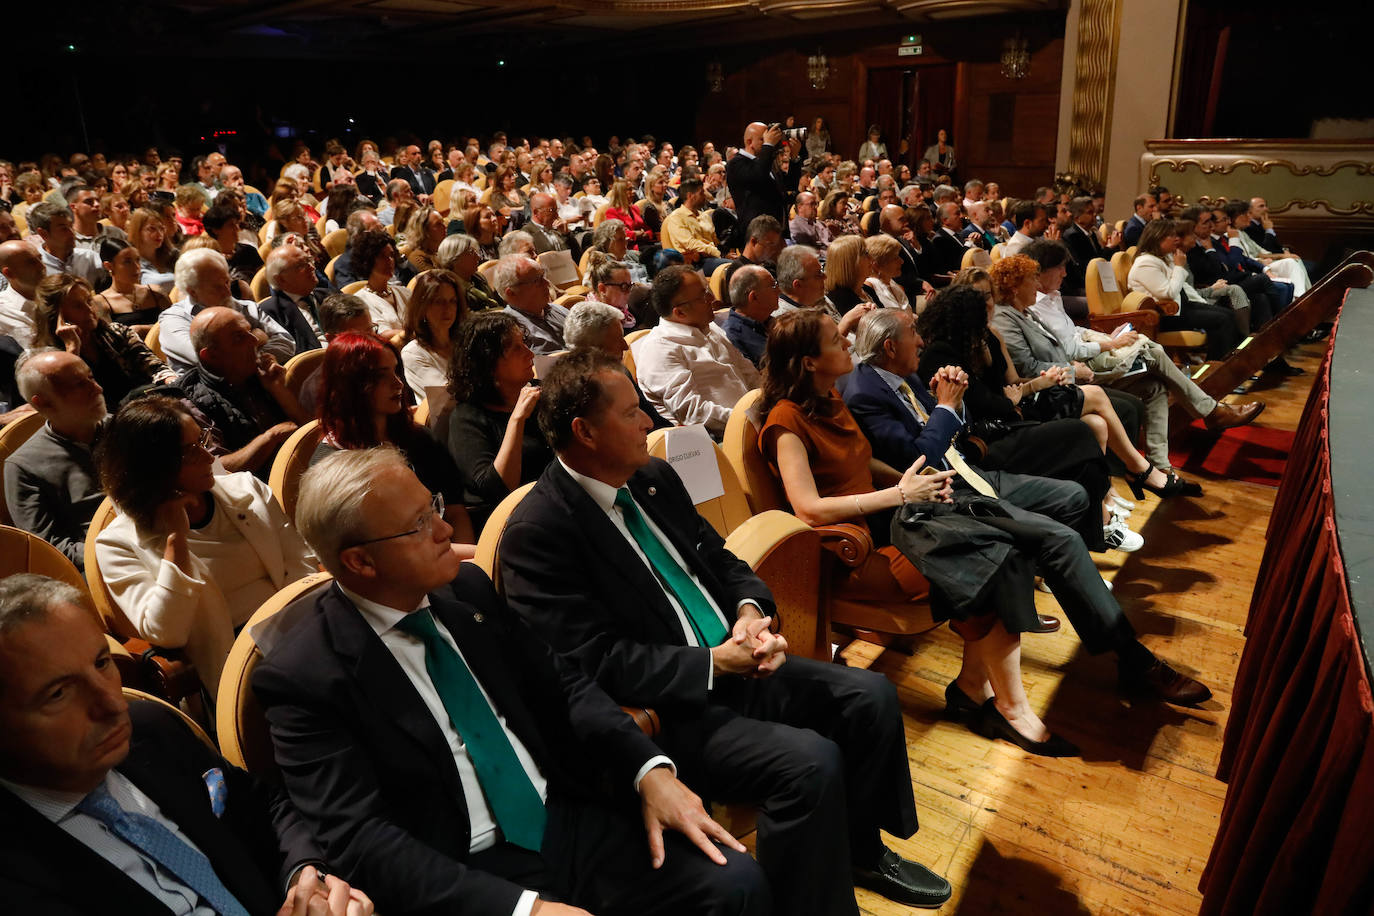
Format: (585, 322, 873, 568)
(846, 338, 1326, 914)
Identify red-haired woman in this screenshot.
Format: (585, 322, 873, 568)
(310, 332, 475, 553)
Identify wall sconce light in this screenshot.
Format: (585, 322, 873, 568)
(1000, 34, 1030, 80)
(707, 61, 724, 93)
(807, 49, 829, 90)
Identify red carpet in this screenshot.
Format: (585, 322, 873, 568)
(1167, 421, 1295, 487)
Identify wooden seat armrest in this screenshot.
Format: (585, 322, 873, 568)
(620, 706, 661, 738)
(815, 523, 873, 567)
(1086, 310, 1159, 339)
(120, 637, 199, 703)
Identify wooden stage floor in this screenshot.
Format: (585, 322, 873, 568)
(840, 338, 1327, 916)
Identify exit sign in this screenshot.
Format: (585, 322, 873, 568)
(899, 34, 923, 56)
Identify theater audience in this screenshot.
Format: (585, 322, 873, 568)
(178, 306, 309, 476)
(400, 269, 466, 400)
(444, 311, 553, 534)
(1001, 200, 1049, 257)
(992, 252, 1261, 479)
(462, 203, 503, 262)
(67, 183, 125, 254)
(157, 248, 294, 372)
(604, 179, 654, 250)
(494, 346, 951, 909)
(0, 238, 45, 347)
(1121, 192, 1158, 248)
(4, 350, 108, 568)
(32, 275, 175, 407)
(93, 395, 317, 693)
(496, 254, 567, 354)
(1124, 222, 1240, 358)
(523, 193, 570, 254)
(660, 177, 724, 270)
(825, 234, 882, 315)
(636, 265, 760, 436)
(0, 574, 373, 915)
(863, 234, 911, 310)
(247, 446, 757, 916)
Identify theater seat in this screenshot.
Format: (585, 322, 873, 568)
(145, 323, 166, 361)
(267, 420, 324, 522)
(722, 389, 938, 642)
(283, 350, 325, 401)
(0, 411, 46, 526)
(1084, 257, 1161, 338)
(322, 229, 347, 259)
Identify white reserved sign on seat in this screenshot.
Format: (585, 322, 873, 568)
(664, 425, 725, 505)
(1096, 260, 1118, 293)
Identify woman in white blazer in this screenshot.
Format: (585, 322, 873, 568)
(94, 396, 317, 694)
(1127, 218, 1243, 359)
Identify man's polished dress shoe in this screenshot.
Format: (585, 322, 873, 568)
(1119, 658, 1212, 706)
(1204, 400, 1266, 431)
(975, 700, 1079, 757)
(853, 846, 952, 908)
(1029, 614, 1061, 634)
(1264, 357, 1305, 377)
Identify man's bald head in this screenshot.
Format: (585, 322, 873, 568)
(189, 306, 243, 353)
(0, 240, 45, 296)
(879, 205, 908, 235)
(190, 306, 260, 382)
(742, 122, 767, 156)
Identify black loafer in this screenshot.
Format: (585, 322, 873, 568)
(853, 847, 952, 908)
(944, 681, 983, 725)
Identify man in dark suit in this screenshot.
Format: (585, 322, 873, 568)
(251, 448, 765, 916)
(880, 204, 930, 303)
(724, 122, 801, 251)
(928, 202, 969, 276)
(390, 144, 436, 202)
(1061, 197, 1122, 297)
(259, 245, 331, 353)
(1120, 193, 1157, 249)
(498, 349, 954, 914)
(0, 574, 372, 916)
(841, 309, 1214, 705)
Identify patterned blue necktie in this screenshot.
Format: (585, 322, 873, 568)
(79, 782, 251, 916)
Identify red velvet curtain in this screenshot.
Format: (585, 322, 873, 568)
(1200, 314, 1374, 913)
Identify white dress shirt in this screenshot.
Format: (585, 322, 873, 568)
(0, 284, 38, 347)
(1, 771, 218, 915)
(635, 319, 761, 437)
(1030, 290, 1100, 360)
(341, 586, 544, 916)
(1002, 230, 1034, 256)
(40, 246, 103, 285)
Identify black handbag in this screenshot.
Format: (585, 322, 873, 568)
(1022, 383, 1085, 423)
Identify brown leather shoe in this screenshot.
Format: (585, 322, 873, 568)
(1028, 614, 1061, 634)
(1204, 400, 1266, 431)
(1120, 659, 1213, 706)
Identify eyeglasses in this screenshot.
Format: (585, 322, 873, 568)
(604, 281, 633, 292)
(513, 272, 549, 287)
(349, 493, 445, 547)
(181, 425, 216, 458)
(670, 286, 712, 310)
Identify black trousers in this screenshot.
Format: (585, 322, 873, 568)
(470, 795, 770, 916)
(659, 658, 918, 916)
(1163, 299, 1241, 359)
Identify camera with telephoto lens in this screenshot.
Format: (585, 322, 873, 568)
(770, 124, 808, 143)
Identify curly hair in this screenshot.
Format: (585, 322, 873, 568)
(351, 226, 396, 278)
(319, 333, 412, 450)
(759, 309, 831, 419)
(448, 311, 522, 405)
(915, 284, 993, 373)
(988, 254, 1040, 305)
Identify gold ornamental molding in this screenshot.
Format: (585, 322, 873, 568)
(1066, 0, 1122, 185)
(1148, 158, 1374, 183)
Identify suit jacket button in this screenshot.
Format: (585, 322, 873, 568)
(473, 613, 485, 623)
(647, 486, 657, 496)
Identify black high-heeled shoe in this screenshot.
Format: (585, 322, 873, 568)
(975, 700, 1080, 757)
(944, 681, 983, 726)
(1126, 460, 1203, 499)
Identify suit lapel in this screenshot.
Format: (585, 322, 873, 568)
(0, 787, 162, 913)
(322, 589, 468, 807)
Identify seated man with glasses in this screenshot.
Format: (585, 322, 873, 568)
(635, 266, 760, 438)
(522, 193, 570, 254)
(250, 447, 769, 916)
(495, 255, 568, 355)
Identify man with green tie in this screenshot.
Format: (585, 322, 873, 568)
(251, 446, 767, 916)
(499, 348, 954, 914)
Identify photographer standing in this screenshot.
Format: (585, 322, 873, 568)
(725, 121, 802, 251)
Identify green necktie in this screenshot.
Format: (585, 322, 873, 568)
(395, 609, 547, 851)
(614, 487, 728, 647)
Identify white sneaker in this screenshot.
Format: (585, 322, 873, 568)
(1104, 518, 1144, 552)
(1112, 494, 1135, 512)
(1110, 504, 1131, 522)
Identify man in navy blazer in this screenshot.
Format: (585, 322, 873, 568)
(258, 245, 333, 353)
(252, 447, 764, 916)
(0, 574, 371, 916)
(389, 144, 436, 200)
(842, 309, 1213, 707)
(498, 349, 953, 914)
